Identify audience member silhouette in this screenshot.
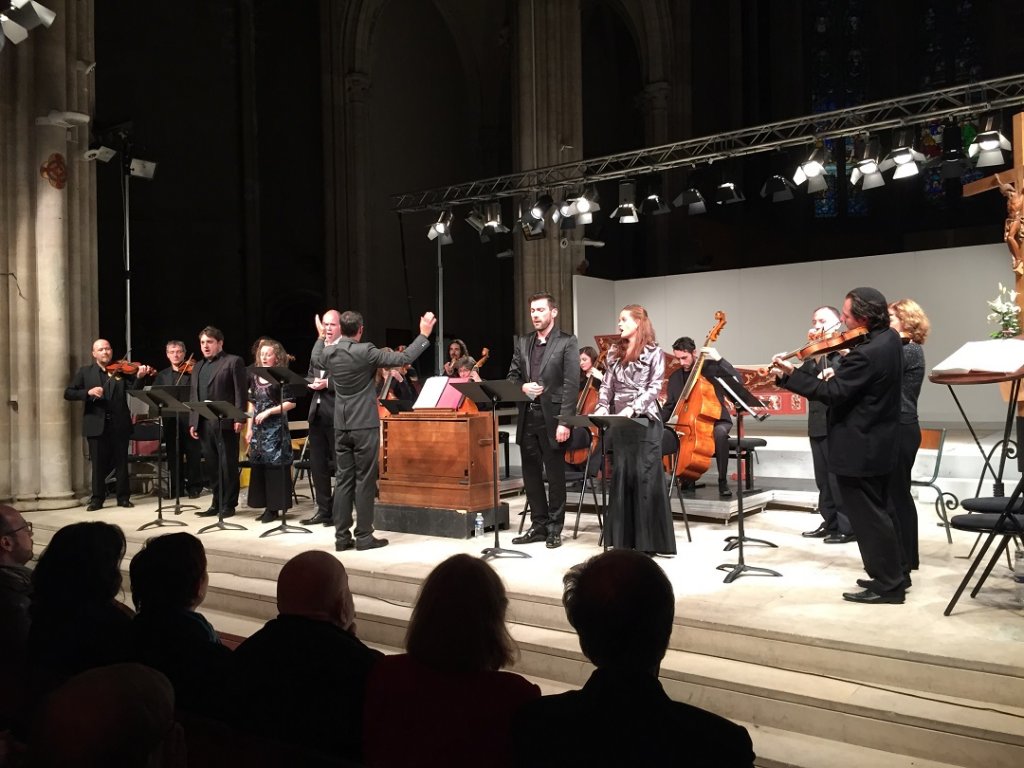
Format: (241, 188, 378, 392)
(30, 662, 185, 768)
(230, 550, 381, 762)
(513, 550, 755, 767)
(363, 554, 540, 768)
(130, 532, 231, 716)
(0, 504, 34, 729)
(28, 522, 133, 702)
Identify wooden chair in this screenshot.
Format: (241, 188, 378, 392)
(911, 426, 958, 544)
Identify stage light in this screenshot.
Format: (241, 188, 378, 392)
(939, 119, 969, 179)
(610, 181, 639, 223)
(465, 209, 492, 242)
(528, 194, 553, 221)
(484, 202, 509, 233)
(879, 132, 925, 179)
(426, 210, 453, 244)
(793, 145, 828, 192)
(1, 1, 55, 46)
(759, 175, 796, 202)
(714, 181, 745, 205)
(850, 136, 884, 190)
(968, 117, 1011, 168)
(572, 189, 599, 224)
(129, 158, 157, 180)
(83, 145, 117, 163)
(672, 188, 706, 215)
(642, 192, 671, 215)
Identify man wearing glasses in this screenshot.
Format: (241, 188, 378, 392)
(0, 505, 34, 671)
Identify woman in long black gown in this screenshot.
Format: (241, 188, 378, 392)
(245, 338, 297, 523)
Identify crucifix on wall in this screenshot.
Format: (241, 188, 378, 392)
(963, 111, 1024, 317)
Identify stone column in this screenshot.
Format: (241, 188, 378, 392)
(514, 0, 583, 334)
(343, 71, 371, 312)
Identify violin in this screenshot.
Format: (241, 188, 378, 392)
(106, 359, 154, 379)
(173, 354, 195, 386)
(773, 326, 870, 365)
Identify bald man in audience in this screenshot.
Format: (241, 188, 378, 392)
(229, 551, 382, 761)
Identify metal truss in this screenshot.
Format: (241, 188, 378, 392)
(392, 73, 1024, 212)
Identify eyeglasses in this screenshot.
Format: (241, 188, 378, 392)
(1, 521, 32, 536)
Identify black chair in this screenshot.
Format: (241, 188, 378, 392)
(911, 427, 958, 543)
(944, 492, 1024, 615)
(287, 420, 314, 504)
(727, 436, 767, 491)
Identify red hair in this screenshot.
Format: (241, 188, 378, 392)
(618, 304, 657, 364)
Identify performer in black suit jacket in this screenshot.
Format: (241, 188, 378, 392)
(64, 339, 155, 510)
(507, 292, 579, 549)
(188, 326, 247, 518)
(799, 306, 853, 543)
(310, 310, 436, 551)
(513, 550, 755, 767)
(662, 336, 741, 497)
(153, 340, 204, 499)
(773, 287, 906, 604)
(301, 310, 341, 527)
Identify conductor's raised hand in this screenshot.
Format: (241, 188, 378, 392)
(419, 312, 438, 337)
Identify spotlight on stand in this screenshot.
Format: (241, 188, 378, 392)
(850, 135, 885, 190)
(1, 1, 56, 48)
(426, 210, 453, 245)
(760, 175, 796, 202)
(880, 131, 925, 179)
(969, 116, 1011, 168)
(672, 188, 706, 215)
(793, 144, 828, 193)
(714, 181, 745, 205)
(610, 181, 639, 223)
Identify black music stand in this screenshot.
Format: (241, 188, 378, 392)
(248, 366, 314, 538)
(128, 389, 190, 531)
(187, 400, 249, 535)
(450, 379, 529, 560)
(713, 375, 780, 583)
(588, 414, 652, 553)
(148, 385, 200, 513)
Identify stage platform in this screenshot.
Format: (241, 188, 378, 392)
(24, 474, 1024, 768)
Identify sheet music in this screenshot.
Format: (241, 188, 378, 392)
(931, 339, 1024, 375)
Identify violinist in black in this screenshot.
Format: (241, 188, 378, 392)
(153, 341, 205, 499)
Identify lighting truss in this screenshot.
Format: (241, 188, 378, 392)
(392, 74, 1024, 213)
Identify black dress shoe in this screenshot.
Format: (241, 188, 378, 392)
(220, 509, 236, 519)
(301, 513, 333, 526)
(546, 533, 562, 549)
(801, 524, 830, 538)
(195, 507, 220, 517)
(858, 575, 912, 590)
(118, 500, 134, 508)
(718, 482, 732, 498)
(842, 588, 905, 604)
(335, 539, 354, 552)
(259, 509, 279, 524)
(512, 528, 548, 545)
(86, 501, 103, 511)
(355, 536, 388, 551)
(824, 532, 856, 544)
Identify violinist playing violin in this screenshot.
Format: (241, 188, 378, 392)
(153, 340, 205, 500)
(770, 287, 906, 606)
(661, 337, 740, 497)
(64, 338, 156, 511)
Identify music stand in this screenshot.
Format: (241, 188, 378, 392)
(588, 414, 651, 553)
(248, 366, 314, 537)
(148, 385, 200, 514)
(186, 400, 249, 534)
(128, 389, 190, 531)
(713, 375, 780, 583)
(450, 379, 530, 560)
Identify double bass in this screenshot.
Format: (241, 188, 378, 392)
(667, 311, 727, 481)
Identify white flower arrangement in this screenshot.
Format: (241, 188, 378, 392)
(987, 282, 1021, 339)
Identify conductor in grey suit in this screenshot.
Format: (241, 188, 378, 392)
(507, 291, 579, 549)
(311, 309, 436, 552)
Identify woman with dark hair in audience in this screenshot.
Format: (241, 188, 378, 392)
(363, 554, 540, 767)
(130, 532, 231, 716)
(28, 521, 133, 700)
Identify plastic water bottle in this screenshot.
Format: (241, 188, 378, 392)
(1014, 547, 1024, 605)
(474, 512, 485, 539)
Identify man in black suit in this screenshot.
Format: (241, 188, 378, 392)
(773, 287, 906, 604)
(188, 326, 247, 518)
(311, 309, 436, 551)
(798, 307, 854, 544)
(64, 339, 155, 510)
(152, 340, 204, 499)
(301, 310, 341, 527)
(507, 292, 579, 549)
(662, 336, 740, 497)
(513, 549, 755, 767)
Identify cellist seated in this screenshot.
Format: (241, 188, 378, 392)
(663, 337, 742, 498)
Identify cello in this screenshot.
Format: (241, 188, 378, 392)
(667, 311, 727, 481)
(564, 349, 605, 466)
